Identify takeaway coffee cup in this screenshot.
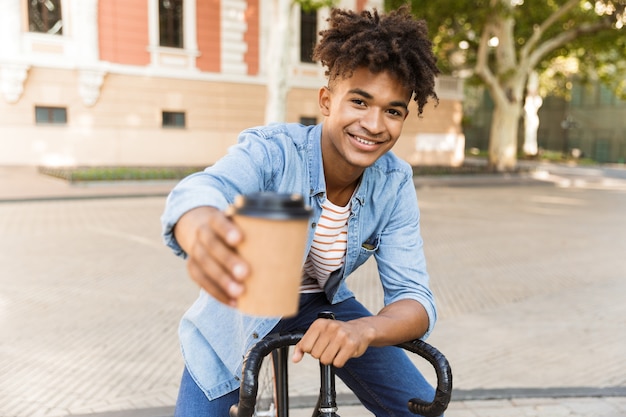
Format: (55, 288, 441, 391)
(232, 192, 312, 317)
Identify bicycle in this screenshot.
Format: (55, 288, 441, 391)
(229, 313, 452, 417)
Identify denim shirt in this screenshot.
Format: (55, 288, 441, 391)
(161, 122, 436, 400)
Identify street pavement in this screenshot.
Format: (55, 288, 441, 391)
(1, 163, 625, 417)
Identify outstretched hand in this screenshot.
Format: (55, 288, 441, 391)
(174, 206, 250, 306)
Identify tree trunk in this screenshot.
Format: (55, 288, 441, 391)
(488, 100, 522, 171)
(265, 0, 293, 124)
(477, 10, 526, 172)
(523, 71, 542, 156)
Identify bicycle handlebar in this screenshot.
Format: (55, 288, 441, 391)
(229, 332, 452, 417)
(229, 332, 305, 417)
(397, 339, 453, 416)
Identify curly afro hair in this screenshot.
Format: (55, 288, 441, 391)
(313, 6, 440, 116)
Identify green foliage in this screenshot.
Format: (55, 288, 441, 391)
(386, 0, 625, 170)
(296, 0, 336, 13)
(385, 0, 626, 97)
(39, 166, 204, 182)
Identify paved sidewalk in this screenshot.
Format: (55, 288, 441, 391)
(1, 164, 625, 417)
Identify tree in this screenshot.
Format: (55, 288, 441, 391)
(386, 0, 626, 171)
(523, 19, 626, 158)
(265, 0, 335, 124)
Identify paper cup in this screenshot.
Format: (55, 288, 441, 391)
(232, 192, 312, 317)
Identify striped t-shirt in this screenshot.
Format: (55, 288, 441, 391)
(300, 198, 351, 293)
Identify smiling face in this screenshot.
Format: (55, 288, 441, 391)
(319, 67, 411, 181)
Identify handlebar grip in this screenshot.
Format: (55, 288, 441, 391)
(230, 332, 305, 417)
(398, 339, 453, 417)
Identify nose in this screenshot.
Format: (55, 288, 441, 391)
(359, 108, 385, 136)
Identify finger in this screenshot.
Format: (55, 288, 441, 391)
(304, 321, 335, 361)
(207, 209, 243, 247)
(309, 335, 331, 361)
(193, 256, 244, 300)
(186, 257, 238, 306)
(292, 345, 305, 363)
(314, 321, 360, 367)
(200, 233, 249, 283)
(198, 218, 249, 283)
(297, 324, 323, 358)
(326, 338, 354, 368)
(187, 228, 245, 301)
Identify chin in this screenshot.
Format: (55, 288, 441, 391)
(347, 155, 380, 169)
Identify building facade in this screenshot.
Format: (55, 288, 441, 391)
(0, 0, 464, 167)
(543, 82, 626, 163)
(464, 82, 626, 164)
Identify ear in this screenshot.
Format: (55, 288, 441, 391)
(318, 86, 331, 117)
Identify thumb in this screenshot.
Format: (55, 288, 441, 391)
(292, 344, 304, 363)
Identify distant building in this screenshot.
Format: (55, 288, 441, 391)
(0, 0, 464, 167)
(464, 82, 626, 164)
(541, 82, 626, 164)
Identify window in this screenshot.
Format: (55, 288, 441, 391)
(581, 83, 597, 108)
(598, 84, 615, 107)
(159, 0, 184, 48)
(35, 106, 67, 124)
(300, 9, 317, 63)
(162, 111, 186, 128)
(28, 0, 63, 35)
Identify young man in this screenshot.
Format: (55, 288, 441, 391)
(161, 7, 441, 416)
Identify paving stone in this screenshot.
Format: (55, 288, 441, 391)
(0, 165, 625, 417)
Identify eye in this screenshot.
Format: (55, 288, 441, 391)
(387, 108, 404, 117)
(351, 98, 366, 106)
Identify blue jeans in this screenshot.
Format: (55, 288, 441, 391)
(174, 293, 437, 417)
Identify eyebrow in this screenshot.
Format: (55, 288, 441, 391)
(348, 88, 409, 111)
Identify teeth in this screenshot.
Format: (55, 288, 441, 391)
(355, 136, 376, 145)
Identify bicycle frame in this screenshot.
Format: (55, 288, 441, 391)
(229, 332, 452, 417)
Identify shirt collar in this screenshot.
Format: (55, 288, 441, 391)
(307, 123, 326, 198)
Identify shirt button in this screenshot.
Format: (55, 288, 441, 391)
(252, 332, 259, 339)
(311, 222, 316, 228)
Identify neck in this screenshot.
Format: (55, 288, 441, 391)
(326, 182, 358, 206)
(319, 127, 365, 206)
(324, 168, 361, 206)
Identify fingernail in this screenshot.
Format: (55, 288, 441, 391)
(226, 229, 240, 244)
(228, 281, 243, 297)
(232, 263, 247, 279)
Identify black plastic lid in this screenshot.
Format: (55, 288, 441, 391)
(233, 192, 312, 220)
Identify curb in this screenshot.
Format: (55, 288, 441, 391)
(0, 192, 171, 204)
(66, 387, 626, 417)
(413, 172, 549, 188)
